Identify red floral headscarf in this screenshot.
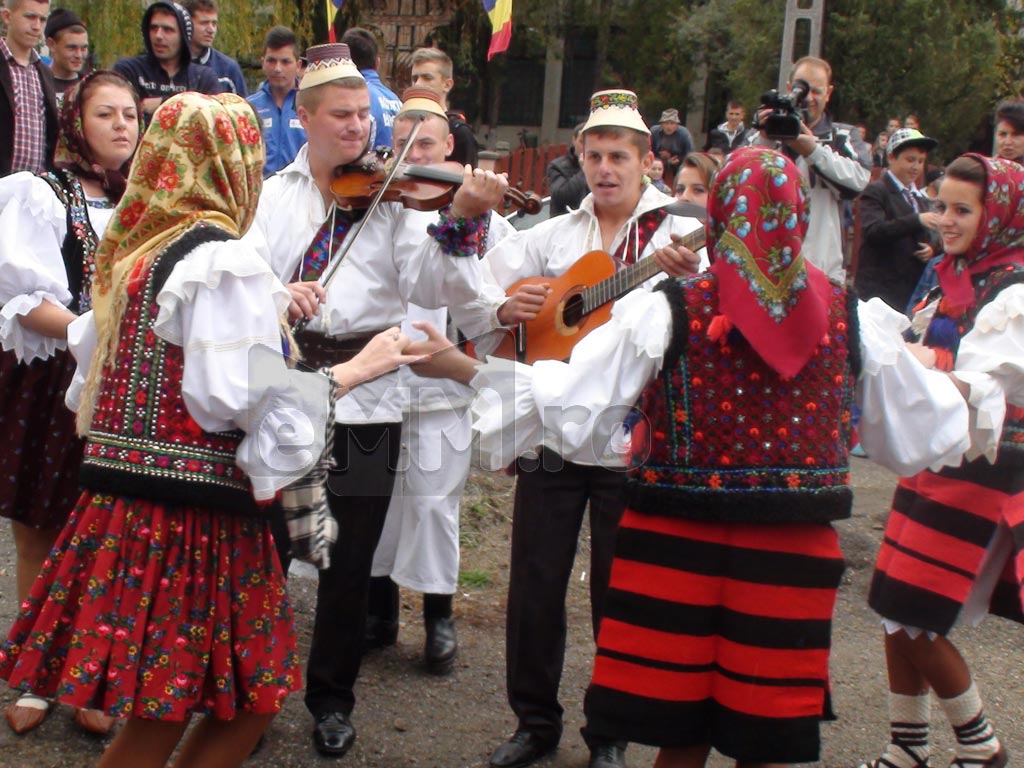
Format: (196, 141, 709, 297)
(53, 70, 142, 202)
(79, 92, 265, 434)
(706, 146, 832, 379)
(933, 153, 1024, 308)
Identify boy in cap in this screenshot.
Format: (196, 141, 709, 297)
(856, 127, 942, 314)
(44, 8, 88, 106)
(476, 89, 703, 768)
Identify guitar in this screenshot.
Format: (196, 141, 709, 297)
(494, 226, 706, 364)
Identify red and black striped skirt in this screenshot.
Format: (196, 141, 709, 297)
(583, 510, 844, 764)
(869, 457, 1024, 635)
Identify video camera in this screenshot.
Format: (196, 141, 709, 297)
(754, 78, 811, 141)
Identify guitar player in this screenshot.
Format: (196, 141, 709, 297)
(478, 89, 704, 768)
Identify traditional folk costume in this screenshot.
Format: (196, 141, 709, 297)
(0, 72, 140, 532)
(866, 155, 1024, 766)
(0, 93, 331, 722)
(364, 86, 514, 661)
(466, 148, 969, 763)
(241, 44, 508, 726)
(475, 91, 704, 759)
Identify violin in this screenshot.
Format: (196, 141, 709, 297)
(329, 158, 542, 214)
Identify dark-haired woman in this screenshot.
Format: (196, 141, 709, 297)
(861, 154, 1024, 768)
(0, 70, 142, 736)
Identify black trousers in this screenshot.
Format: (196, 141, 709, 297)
(304, 421, 401, 718)
(506, 450, 626, 744)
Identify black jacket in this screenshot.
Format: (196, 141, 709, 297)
(855, 173, 938, 312)
(113, 1, 221, 117)
(546, 147, 588, 217)
(0, 51, 58, 176)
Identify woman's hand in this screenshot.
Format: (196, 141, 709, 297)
(331, 327, 424, 392)
(906, 341, 937, 369)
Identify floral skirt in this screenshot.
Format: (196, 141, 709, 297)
(0, 348, 84, 528)
(0, 491, 301, 721)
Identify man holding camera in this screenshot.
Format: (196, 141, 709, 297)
(752, 55, 871, 282)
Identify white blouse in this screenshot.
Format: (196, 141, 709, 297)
(468, 292, 975, 474)
(0, 172, 115, 363)
(65, 239, 330, 501)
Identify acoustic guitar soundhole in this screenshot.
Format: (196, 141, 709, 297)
(561, 293, 585, 328)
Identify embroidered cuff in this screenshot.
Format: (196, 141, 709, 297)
(428, 205, 488, 258)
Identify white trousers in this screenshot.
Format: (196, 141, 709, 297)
(370, 405, 472, 594)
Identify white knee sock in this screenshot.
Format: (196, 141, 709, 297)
(874, 692, 931, 768)
(938, 682, 1001, 762)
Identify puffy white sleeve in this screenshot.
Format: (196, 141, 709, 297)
(0, 173, 75, 362)
(470, 289, 670, 469)
(394, 206, 508, 340)
(154, 239, 331, 500)
(951, 283, 1024, 460)
(64, 311, 98, 413)
(856, 298, 971, 475)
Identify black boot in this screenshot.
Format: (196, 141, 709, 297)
(423, 593, 457, 674)
(364, 576, 399, 652)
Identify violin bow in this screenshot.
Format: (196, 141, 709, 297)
(293, 115, 426, 333)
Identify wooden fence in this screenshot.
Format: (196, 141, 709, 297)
(489, 143, 568, 198)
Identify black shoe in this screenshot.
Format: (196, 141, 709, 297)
(312, 712, 356, 757)
(588, 743, 627, 768)
(363, 615, 399, 652)
(424, 615, 458, 674)
(489, 730, 557, 768)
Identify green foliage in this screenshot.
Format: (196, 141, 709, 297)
(826, 0, 1006, 160)
(61, 0, 313, 70)
(675, 0, 785, 116)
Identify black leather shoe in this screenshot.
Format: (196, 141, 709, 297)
(588, 743, 627, 768)
(363, 615, 399, 652)
(312, 712, 356, 757)
(424, 615, 458, 674)
(489, 730, 557, 768)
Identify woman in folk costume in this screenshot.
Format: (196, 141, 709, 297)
(0, 70, 142, 736)
(0, 92, 420, 768)
(409, 146, 973, 766)
(860, 154, 1024, 768)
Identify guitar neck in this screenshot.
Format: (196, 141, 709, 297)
(580, 227, 706, 316)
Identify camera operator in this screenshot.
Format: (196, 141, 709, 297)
(751, 55, 871, 282)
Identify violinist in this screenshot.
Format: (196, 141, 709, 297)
(477, 89, 704, 768)
(365, 88, 516, 673)
(240, 44, 525, 760)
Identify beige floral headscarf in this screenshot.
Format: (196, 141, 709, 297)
(78, 92, 266, 433)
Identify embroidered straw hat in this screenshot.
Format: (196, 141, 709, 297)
(299, 43, 365, 91)
(397, 86, 448, 120)
(582, 89, 650, 136)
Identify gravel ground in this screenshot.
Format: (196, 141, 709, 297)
(0, 459, 1021, 767)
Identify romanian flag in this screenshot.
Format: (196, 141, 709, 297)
(326, 0, 344, 42)
(482, 0, 513, 60)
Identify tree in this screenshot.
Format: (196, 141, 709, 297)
(60, 0, 314, 71)
(675, 0, 1024, 160)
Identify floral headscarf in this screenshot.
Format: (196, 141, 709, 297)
(78, 92, 265, 434)
(933, 153, 1024, 309)
(53, 70, 142, 202)
(706, 146, 832, 379)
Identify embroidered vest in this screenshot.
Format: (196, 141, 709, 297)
(625, 274, 860, 524)
(38, 169, 107, 313)
(921, 263, 1024, 465)
(79, 225, 261, 513)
